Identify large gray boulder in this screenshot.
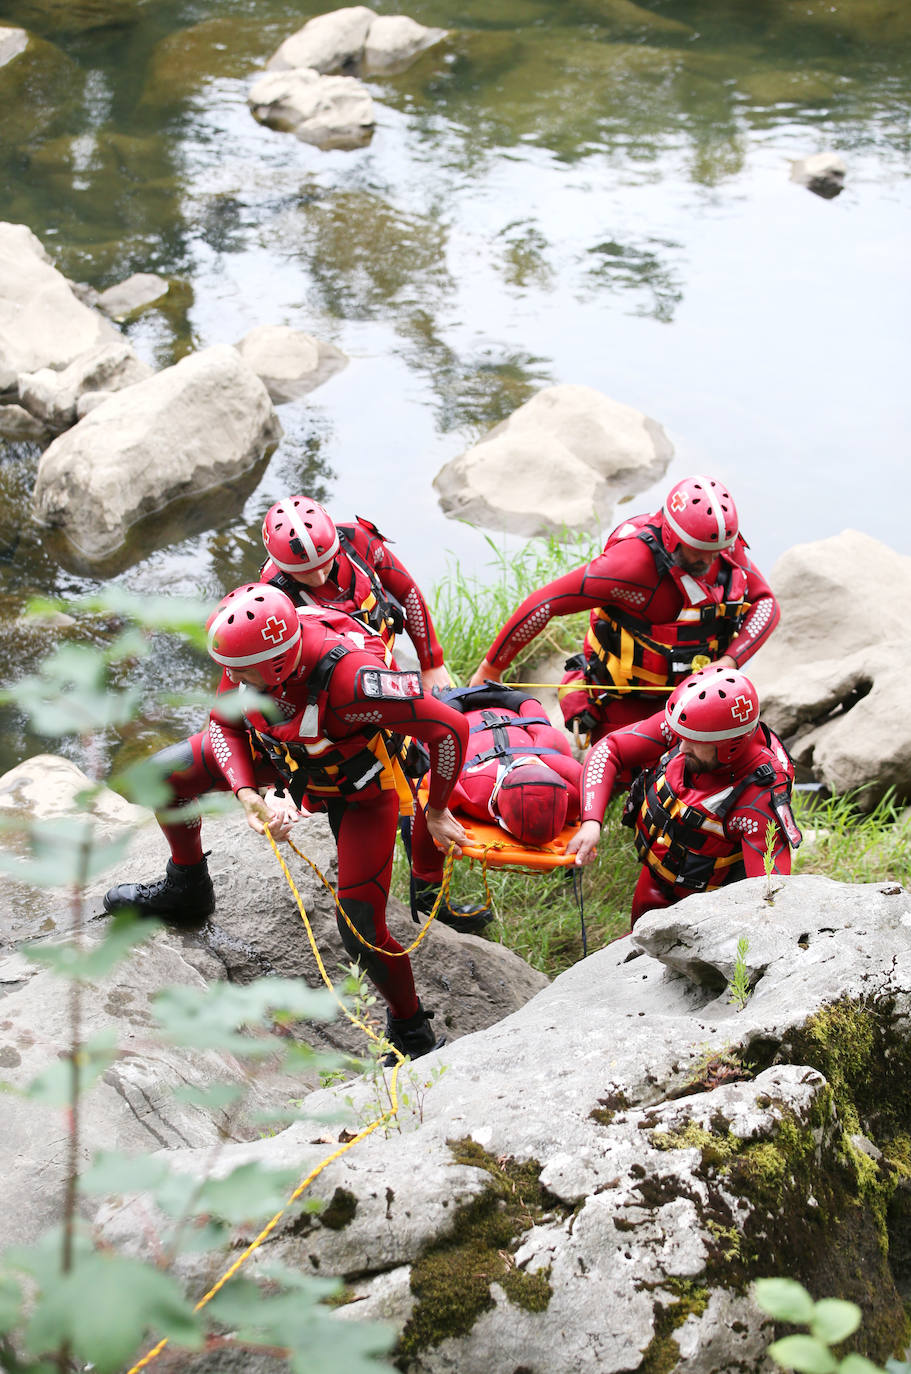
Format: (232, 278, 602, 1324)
(266, 6, 447, 77)
(433, 383, 673, 538)
(235, 324, 348, 403)
(94, 875, 911, 1372)
(31, 344, 281, 562)
(749, 531, 911, 806)
(18, 339, 153, 431)
(248, 67, 375, 149)
(0, 221, 120, 373)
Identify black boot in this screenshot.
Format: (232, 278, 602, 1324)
(383, 1001, 444, 1066)
(411, 877, 493, 933)
(103, 857, 215, 923)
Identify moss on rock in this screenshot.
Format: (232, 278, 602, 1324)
(395, 1138, 569, 1360)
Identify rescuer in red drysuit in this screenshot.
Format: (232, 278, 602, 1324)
(260, 494, 451, 692)
(103, 584, 470, 1060)
(470, 475, 780, 745)
(409, 684, 582, 927)
(566, 665, 801, 926)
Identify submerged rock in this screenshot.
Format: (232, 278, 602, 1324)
(433, 383, 673, 538)
(789, 151, 846, 199)
(96, 272, 171, 321)
(31, 343, 281, 562)
(248, 68, 375, 150)
(749, 531, 911, 808)
(235, 323, 348, 403)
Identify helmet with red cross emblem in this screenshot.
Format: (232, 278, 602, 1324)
(262, 495, 340, 574)
(661, 475, 738, 556)
(207, 584, 302, 686)
(665, 665, 760, 766)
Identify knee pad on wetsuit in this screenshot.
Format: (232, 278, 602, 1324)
(336, 897, 393, 992)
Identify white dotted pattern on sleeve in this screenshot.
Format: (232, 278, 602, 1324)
(208, 720, 232, 767)
(611, 587, 648, 608)
(403, 587, 424, 632)
(584, 745, 610, 789)
(742, 599, 773, 640)
(512, 603, 551, 646)
(728, 815, 760, 837)
(436, 736, 457, 781)
(343, 710, 384, 724)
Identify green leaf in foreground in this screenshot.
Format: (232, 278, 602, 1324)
(0, 819, 133, 889)
(23, 1253, 202, 1373)
(754, 1277, 817, 1325)
(768, 1334, 838, 1373)
(23, 1030, 119, 1106)
(25, 912, 157, 980)
(844, 1356, 891, 1374)
(154, 979, 337, 1055)
(810, 1297, 862, 1346)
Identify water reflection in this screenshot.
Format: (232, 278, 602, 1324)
(0, 0, 909, 780)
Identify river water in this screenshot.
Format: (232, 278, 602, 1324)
(1, 0, 910, 773)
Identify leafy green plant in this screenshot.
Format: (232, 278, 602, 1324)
(430, 528, 599, 683)
(0, 593, 394, 1374)
(754, 1277, 911, 1374)
(726, 937, 752, 1010)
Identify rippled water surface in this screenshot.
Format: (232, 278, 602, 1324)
(1, 0, 910, 771)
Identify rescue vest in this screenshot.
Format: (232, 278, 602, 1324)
(584, 517, 751, 696)
(263, 519, 405, 649)
(625, 731, 801, 894)
(244, 619, 414, 816)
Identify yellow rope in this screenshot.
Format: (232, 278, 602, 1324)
(499, 680, 674, 693)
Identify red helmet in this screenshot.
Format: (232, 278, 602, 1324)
(207, 584, 302, 686)
(493, 761, 569, 847)
(661, 475, 738, 554)
(262, 496, 339, 574)
(665, 665, 760, 766)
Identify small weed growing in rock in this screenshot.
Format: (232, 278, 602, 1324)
(727, 937, 752, 1010)
(754, 1276, 911, 1373)
(764, 821, 781, 904)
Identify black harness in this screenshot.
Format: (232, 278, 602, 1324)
(440, 684, 562, 770)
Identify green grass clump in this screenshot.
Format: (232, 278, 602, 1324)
(431, 528, 599, 684)
(793, 788, 911, 884)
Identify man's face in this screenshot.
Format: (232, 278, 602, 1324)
(673, 543, 716, 578)
(291, 563, 333, 588)
(226, 665, 269, 689)
(680, 736, 720, 777)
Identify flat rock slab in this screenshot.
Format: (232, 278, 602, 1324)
(92, 875, 911, 1371)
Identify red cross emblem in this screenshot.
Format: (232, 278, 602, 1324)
(262, 615, 288, 644)
(669, 491, 688, 514)
(731, 695, 753, 723)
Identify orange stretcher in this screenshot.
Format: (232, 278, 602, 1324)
(418, 787, 580, 870)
